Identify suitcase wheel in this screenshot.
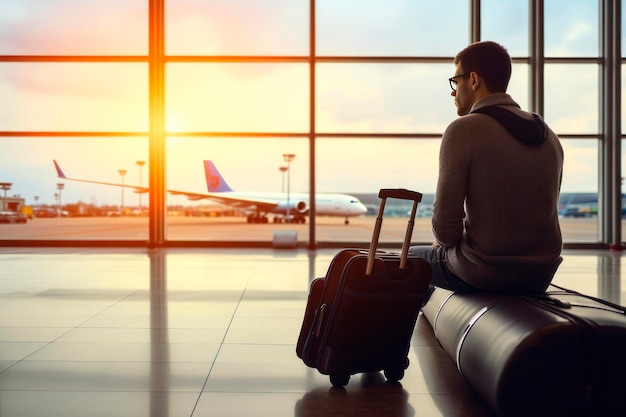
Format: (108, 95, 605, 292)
(384, 358, 408, 382)
(383, 367, 405, 382)
(329, 373, 350, 387)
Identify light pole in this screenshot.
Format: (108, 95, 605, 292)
(282, 153, 295, 222)
(0, 182, 12, 211)
(56, 183, 64, 217)
(279, 166, 288, 193)
(119, 169, 127, 213)
(136, 160, 145, 214)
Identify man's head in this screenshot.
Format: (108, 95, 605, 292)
(450, 41, 512, 115)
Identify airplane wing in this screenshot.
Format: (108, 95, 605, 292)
(53, 160, 279, 213)
(53, 160, 150, 194)
(168, 189, 279, 212)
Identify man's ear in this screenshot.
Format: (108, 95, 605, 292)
(469, 71, 481, 91)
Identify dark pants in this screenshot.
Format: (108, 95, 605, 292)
(408, 245, 479, 294)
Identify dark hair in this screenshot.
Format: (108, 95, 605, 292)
(454, 41, 511, 93)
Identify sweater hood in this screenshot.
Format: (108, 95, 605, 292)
(470, 94, 548, 146)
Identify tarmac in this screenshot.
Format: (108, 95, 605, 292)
(0, 215, 603, 246)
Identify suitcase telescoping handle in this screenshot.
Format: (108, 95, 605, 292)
(366, 188, 423, 275)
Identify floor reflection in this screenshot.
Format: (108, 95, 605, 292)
(0, 248, 622, 417)
(597, 252, 622, 304)
(150, 249, 170, 417)
(295, 373, 414, 417)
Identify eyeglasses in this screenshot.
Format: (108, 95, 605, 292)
(448, 73, 469, 91)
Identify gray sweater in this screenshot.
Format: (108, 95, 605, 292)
(433, 93, 564, 292)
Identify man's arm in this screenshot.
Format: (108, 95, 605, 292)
(431, 121, 472, 247)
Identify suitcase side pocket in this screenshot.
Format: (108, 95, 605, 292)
(296, 278, 325, 362)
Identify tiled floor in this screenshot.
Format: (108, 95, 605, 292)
(0, 248, 623, 417)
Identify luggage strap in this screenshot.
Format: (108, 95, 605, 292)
(546, 284, 626, 315)
(522, 295, 602, 417)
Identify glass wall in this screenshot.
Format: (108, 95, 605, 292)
(0, 0, 620, 248)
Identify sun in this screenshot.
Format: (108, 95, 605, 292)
(165, 112, 187, 133)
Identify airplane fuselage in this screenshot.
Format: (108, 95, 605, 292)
(220, 191, 367, 218)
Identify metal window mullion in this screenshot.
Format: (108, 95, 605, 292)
(149, 0, 166, 247)
(470, 0, 481, 42)
(529, 0, 544, 116)
(611, 0, 621, 248)
(309, 0, 317, 250)
(599, 0, 622, 249)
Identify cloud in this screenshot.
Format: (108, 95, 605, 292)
(0, 0, 146, 55)
(316, 0, 468, 56)
(166, 0, 308, 55)
(561, 140, 598, 192)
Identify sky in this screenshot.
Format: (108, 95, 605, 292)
(0, 0, 617, 207)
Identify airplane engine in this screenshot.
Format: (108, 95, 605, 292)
(294, 201, 308, 213)
(276, 201, 308, 214)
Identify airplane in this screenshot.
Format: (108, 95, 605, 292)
(53, 159, 368, 224)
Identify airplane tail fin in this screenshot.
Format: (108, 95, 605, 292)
(53, 160, 67, 178)
(204, 160, 234, 192)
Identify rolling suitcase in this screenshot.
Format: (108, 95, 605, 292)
(296, 188, 432, 387)
(421, 284, 626, 417)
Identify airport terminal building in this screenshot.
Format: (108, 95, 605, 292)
(0, 195, 25, 213)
